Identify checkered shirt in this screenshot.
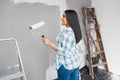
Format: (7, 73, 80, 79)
(56, 27, 80, 70)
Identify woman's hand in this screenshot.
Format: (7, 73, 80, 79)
(42, 37, 57, 51)
(42, 38, 51, 46)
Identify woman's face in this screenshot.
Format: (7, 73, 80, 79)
(61, 12, 69, 26)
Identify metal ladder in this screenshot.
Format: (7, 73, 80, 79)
(82, 7, 109, 79)
(0, 38, 27, 80)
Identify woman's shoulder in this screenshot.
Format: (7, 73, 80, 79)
(63, 27, 73, 34)
(62, 28, 74, 39)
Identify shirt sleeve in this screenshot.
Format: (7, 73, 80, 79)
(56, 32, 74, 56)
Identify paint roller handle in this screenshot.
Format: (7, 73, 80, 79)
(29, 27, 33, 30)
(41, 35, 45, 38)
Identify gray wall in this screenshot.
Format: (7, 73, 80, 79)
(0, 0, 60, 80)
(0, 0, 91, 80)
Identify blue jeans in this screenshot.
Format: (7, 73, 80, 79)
(57, 65, 80, 80)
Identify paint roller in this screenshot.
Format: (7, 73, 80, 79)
(29, 21, 45, 38)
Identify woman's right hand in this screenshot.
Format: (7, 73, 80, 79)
(42, 38, 51, 46)
(42, 37, 57, 51)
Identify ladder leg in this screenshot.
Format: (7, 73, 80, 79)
(95, 20, 109, 73)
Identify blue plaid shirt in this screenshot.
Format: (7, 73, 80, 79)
(56, 27, 80, 70)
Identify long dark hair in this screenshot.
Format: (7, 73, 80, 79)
(65, 10, 82, 43)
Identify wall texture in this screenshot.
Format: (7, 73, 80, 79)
(0, 0, 60, 80)
(0, 0, 92, 80)
(93, 0, 120, 75)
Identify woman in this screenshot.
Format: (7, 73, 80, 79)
(42, 10, 82, 80)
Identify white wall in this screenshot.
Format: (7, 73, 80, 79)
(93, 0, 120, 75)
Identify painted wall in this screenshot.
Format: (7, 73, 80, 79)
(10, 0, 68, 31)
(0, 0, 60, 80)
(0, 0, 91, 80)
(92, 0, 120, 75)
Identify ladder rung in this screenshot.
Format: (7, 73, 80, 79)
(93, 51, 104, 54)
(94, 39, 101, 41)
(87, 16, 96, 19)
(90, 39, 101, 42)
(0, 72, 24, 80)
(87, 28, 99, 30)
(92, 62, 107, 67)
(88, 20, 94, 23)
(85, 7, 95, 9)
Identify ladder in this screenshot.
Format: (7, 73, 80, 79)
(82, 7, 109, 79)
(0, 38, 27, 80)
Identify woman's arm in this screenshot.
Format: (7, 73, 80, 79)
(42, 38, 57, 51)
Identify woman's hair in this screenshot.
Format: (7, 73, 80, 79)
(65, 10, 82, 43)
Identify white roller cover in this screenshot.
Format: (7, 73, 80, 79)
(29, 21, 45, 30)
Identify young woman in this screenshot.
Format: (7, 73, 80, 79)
(42, 10, 82, 80)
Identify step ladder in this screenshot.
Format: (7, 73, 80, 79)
(82, 7, 109, 79)
(0, 38, 27, 80)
